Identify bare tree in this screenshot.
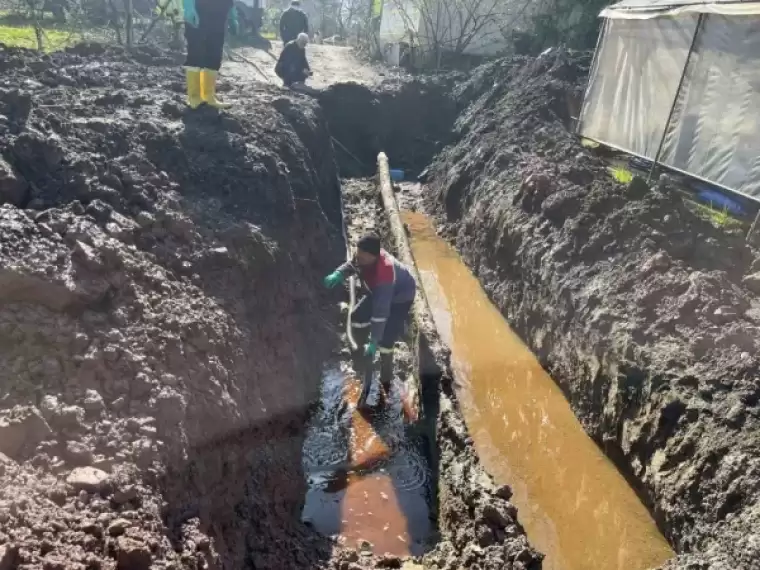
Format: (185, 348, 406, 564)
(385, 0, 530, 68)
(339, 0, 368, 41)
(311, 0, 364, 40)
(125, 0, 133, 47)
(21, 0, 46, 49)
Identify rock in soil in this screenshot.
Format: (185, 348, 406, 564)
(66, 467, 109, 493)
(115, 537, 151, 570)
(425, 48, 760, 569)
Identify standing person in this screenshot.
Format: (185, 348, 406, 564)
(182, 0, 239, 109)
(279, 0, 308, 45)
(323, 234, 417, 405)
(275, 33, 312, 88)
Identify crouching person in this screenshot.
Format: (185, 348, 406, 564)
(275, 33, 313, 91)
(324, 234, 417, 405)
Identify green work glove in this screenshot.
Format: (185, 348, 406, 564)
(183, 0, 199, 27)
(228, 6, 240, 35)
(364, 341, 377, 358)
(323, 271, 344, 289)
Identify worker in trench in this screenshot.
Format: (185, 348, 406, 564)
(279, 0, 309, 45)
(275, 33, 315, 93)
(324, 234, 417, 407)
(179, 0, 239, 109)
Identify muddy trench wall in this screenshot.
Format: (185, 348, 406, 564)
(423, 52, 760, 569)
(318, 80, 459, 178)
(0, 44, 344, 570)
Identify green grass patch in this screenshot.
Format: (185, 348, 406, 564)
(261, 30, 276, 40)
(608, 166, 634, 184)
(0, 23, 82, 51)
(580, 137, 599, 149)
(690, 200, 745, 230)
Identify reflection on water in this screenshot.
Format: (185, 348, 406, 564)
(404, 211, 674, 570)
(302, 367, 431, 556)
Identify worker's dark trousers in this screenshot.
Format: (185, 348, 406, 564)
(184, 3, 229, 71)
(351, 295, 413, 389)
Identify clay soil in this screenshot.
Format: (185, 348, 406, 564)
(0, 42, 345, 570)
(420, 50, 760, 570)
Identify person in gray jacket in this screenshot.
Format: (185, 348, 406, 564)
(324, 234, 416, 401)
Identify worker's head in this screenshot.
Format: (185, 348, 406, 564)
(296, 32, 309, 48)
(356, 234, 381, 266)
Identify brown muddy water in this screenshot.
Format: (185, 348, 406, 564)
(301, 366, 432, 556)
(403, 211, 674, 570)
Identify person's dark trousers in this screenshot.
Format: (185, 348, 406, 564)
(284, 69, 308, 87)
(351, 295, 413, 392)
(184, 1, 230, 71)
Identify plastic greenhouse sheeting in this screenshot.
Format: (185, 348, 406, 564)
(579, 12, 760, 199)
(579, 16, 698, 160)
(603, 1, 760, 19)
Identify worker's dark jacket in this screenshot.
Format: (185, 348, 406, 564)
(197, 0, 233, 12)
(337, 250, 416, 343)
(275, 41, 310, 86)
(279, 6, 308, 43)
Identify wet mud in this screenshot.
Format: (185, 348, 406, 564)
(422, 50, 760, 569)
(3, 33, 757, 570)
(0, 42, 344, 570)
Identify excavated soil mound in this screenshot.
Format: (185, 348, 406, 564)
(318, 79, 457, 178)
(0, 43, 345, 570)
(425, 50, 760, 569)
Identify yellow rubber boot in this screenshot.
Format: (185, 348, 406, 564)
(201, 69, 230, 109)
(186, 68, 202, 109)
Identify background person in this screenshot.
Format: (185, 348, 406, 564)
(182, 0, 239, 109)
(275, 33, 312, 88)
(279, 0, 308, 44)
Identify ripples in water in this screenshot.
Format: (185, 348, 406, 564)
(301, 365, 432, 556)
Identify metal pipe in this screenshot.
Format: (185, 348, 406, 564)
(647, 12, 705, 184)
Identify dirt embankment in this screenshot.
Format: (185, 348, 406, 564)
(423, 51, 760, 569)
(318, 79, 458, 178)
(0, 43, 345, 569)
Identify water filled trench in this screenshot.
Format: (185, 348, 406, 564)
(403, 211, 674, 570)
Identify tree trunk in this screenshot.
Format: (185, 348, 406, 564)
(125, 0, 133, 48)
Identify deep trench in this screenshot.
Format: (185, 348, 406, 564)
(3, 43, 753, 570)
(304, 81, 679, 567)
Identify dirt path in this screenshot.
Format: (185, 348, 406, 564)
(225, 42, 392, 90)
